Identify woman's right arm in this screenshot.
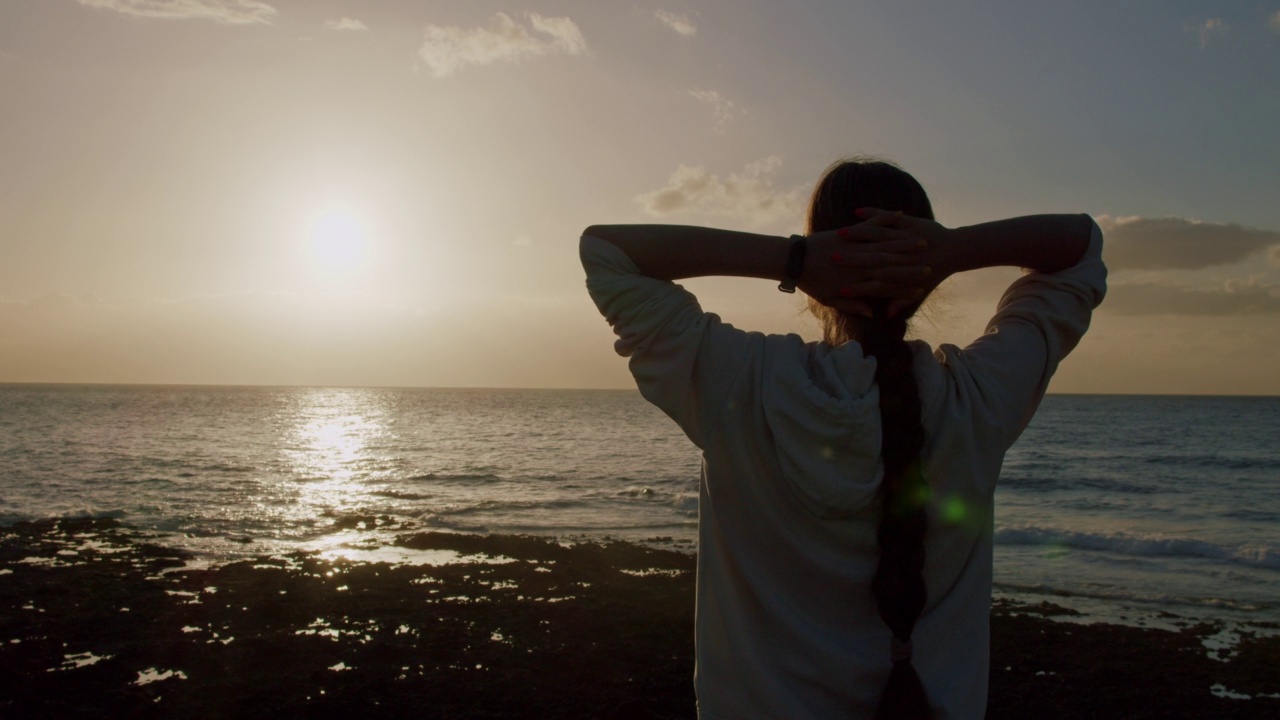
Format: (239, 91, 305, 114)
(944, 214, 1093, 275)
(836, 211, 1095, 298)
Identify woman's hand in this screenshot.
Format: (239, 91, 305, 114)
(800, 209, 959, 317)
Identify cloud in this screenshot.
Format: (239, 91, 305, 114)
(1189, 17, 1228, 48)
(325, 17, 367, 32)
(654, 9, 696, 37)
(1271, 11, 1280, 33)
(635, 157, 808, 228)
(688, 89, 744, 132)
(1106, 277, 1280, 316)
(76, 0, 277, 25)
(417, 12, 588, 78)
(1096, 215, 1280, 271)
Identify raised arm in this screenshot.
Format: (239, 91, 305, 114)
(836, 211, 1094, 285)
(581, 222, 933, 315)
(582, 225, 792, 282)
(944, 214, 1093, 274)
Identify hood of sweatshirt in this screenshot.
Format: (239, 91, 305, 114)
(761, 335, 886, 519)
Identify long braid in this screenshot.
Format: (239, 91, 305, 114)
(806, 159, 935, 719)
(862, 318, 931, 720)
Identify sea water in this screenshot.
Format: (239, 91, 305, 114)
(1, 384, 1276, 625)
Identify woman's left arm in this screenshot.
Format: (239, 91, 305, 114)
(582, 224, 792, 282)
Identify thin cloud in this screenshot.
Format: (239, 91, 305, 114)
(1097, 215, 1280, 271)
(417, 12, 588, 78)
(688, 89, 744, 132)
(655, 9, 697, 37)
(635, 157, 807, 228)
(1190, 17, 1228, 48)
(1271, 11, 1280, 33)
(325, 17, 367, 32)
(76, 0, 277, 25)
(1106, 278, 1280, 316)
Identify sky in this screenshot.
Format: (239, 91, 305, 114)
(1, 0, 1278, 394)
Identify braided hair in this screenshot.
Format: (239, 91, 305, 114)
(806, 159, 935, 719)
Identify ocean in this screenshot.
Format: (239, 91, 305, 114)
(1, 384, 1277, 627)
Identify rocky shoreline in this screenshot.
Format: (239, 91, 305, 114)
(1, 518, 1276, 718)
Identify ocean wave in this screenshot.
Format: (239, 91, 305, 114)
(0, 508, 129, 526)
(1143, 454, 1280, 471)
(61, 508, 128, 521)
(125, 477, 176, 487)
(673, 494, 698, 515)
(420, 517, 490, 533)
(608, 486, 698, 515)
(994, 525, 1280, 570)
(198, 463, 256, 474)
(430, 498, 588, 516)
(1223, 508, 1280, 523)
(406, 472, 501, 484)
(999, 475, 1166, 495)
(370, 490, 433, 501)
(992, 581, 1278, 612)
(616, 486, 662, 498)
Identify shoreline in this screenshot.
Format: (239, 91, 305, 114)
(2, 518, 1277, 718)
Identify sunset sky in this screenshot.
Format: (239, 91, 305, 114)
(2, 1, 1279, 394)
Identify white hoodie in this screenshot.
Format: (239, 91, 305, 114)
(581, 220, 1106, 719)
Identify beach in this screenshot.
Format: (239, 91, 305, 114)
(2, 518, 1276, 719)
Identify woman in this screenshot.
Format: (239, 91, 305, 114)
(581, 159, 1105, 719)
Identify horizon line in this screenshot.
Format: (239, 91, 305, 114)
(1, 380, 1277, 399)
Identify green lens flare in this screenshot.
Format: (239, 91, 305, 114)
(941, 496, 967, 523)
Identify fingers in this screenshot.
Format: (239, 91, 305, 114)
(829, 243, 929, 265)
(835, 223, 923, 246)
(837, 225, 898, 243)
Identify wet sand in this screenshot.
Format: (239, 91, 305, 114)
(2, 518, 1276, 719)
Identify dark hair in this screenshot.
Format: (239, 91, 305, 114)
(806, 159, 935, 719)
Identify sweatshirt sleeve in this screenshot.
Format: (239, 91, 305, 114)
(933, 216, 1107, 450)
(580, 234, 753, 448)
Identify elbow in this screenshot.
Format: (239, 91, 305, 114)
(582, 224, 609, 240)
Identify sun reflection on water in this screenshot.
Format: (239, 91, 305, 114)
(278, 388, 397, 551)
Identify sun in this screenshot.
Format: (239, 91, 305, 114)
(308, 208, 369, 275)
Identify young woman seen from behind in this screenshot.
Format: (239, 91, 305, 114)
(581, 159, 1105, 719)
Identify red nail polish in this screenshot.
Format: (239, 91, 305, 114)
(839, 287, 853, 297)
(855, 208, 869, 218)
(830, 251, 843, 262)
(838, 227, 850, 238)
